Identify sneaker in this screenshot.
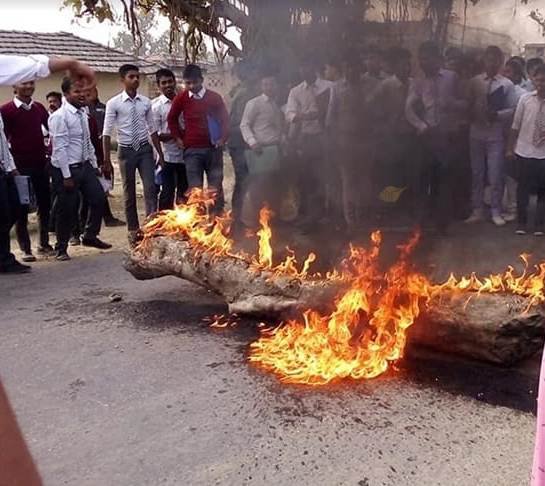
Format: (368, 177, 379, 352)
(69, 236, 81, 246)
(37, 244, 55, 255)
(502, 212, 517, 223)
(464, 210, 484, 224)
(81, 237, 113, 250)
(0, 261, 31, 274)
(21, 252, 37, 263)
(535, 229, 545, 237)
(56, 251, 70, 261)
(491, 214, 506, 226)
(515, 227, 527, 235)
(104, 217, 126, 228)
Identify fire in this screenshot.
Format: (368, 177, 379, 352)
(139, 193, 545, 385)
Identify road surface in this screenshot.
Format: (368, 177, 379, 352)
(0, 248, 538, 486)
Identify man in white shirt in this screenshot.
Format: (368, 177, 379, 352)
(465, 46, 518, 226)
(103, 64, 164, 246)
(152, 68, 187, 210)
(286, 60, 331, 226)
(507, 65, 545, 236)
(49, 77, 111, 261)
(0, 54, 96, 274)
(240, 72, 284, 227)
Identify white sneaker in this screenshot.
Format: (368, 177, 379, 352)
(492, 214, 506, 226)
(464, 210, 484, 224)
(502, 212, 517, 223)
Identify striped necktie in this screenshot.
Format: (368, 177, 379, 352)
(130, 100, 145, 151)
(78, 110, 92, 161)
(533, 98, 545, 147)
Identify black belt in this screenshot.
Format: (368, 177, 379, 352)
(70, 161, 89, 169)
(119, 142, 150, 150)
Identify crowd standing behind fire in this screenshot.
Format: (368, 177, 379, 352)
(1, 50, 545, 486)
(2, 41, 545, 274)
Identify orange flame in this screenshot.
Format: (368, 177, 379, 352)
(139, 195, 545, 385)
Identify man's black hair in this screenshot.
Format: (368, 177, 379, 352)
(528, 57, 544, 72)
(534, 64, 545, 78)
(509, 55, 526, 69)
(45, 91, 62, 101)
(418, 41, 442, 58)
(505, 58, 525, 80)
(119, 64, 139, 78)
(484, 45, 504, 62)
(61, 77, 73, 94)
(385, 46, 411, 66)
(155, 68, 175, 84)
(183, 64, 203, 80)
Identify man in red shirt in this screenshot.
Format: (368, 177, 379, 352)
(167, 64, 229, 212)
(1, 80, 53, 261)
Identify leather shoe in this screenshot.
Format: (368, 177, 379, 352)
(82, 237, 112, 250)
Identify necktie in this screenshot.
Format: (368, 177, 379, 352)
(78, 110, 92, 161)
(533, 98, 545, 147)
(130, 100, 144, 151)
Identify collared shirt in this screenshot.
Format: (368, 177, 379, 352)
(0, 54, 50, 86)
(372, 75, 413, 136)
(406, 68, 467, 133)
(49, 101, 97, 178)
(468, 73, 518, 141)
(103, 91, 156, 146)
(240, 94, 284, 147)
(0, 115, 15, 173)
(13, 97, 34, 110)
(152, 94, 184, 163)
(188, 87, 206, 100)
(285, 79, 331, 135)
(512, 91, 545, 159)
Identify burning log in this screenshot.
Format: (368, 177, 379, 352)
(124, 194, 545, 384)
(126, 234, 545, 367)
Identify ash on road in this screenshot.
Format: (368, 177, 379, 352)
(0, 252, 538, 486)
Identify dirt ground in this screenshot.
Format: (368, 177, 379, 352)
(2, 157, 543, 486)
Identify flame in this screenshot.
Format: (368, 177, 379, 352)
(139, 194, 545, 386)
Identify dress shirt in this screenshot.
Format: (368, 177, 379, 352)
(189, 87, 206, 100)
(152, 94, 184, 163)
(0, 54, 50, 86)
(13, 97, 34, 110)
(372, 75, 413, 135)
(512, 92, 545, 159)
(103, 91, 156, 146)
(286, 79, 331, 135)
(406, 68, 467, 133)
(468, 73, 518, 141)
(49, 101, 97, 178)
(0, 115, 15, 173)
(240, 94, 284, 147)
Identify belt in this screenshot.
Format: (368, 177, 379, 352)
(119, 142, 150, 150)
(70, 161, 89, 169)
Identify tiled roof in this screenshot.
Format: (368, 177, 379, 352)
(0, 30, 159, 74)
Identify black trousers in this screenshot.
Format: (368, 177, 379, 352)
(15, 167, 50, 253)
(158, 161, 188, 210)
(228, 146, 249, 222)
(52, 162, 105, 251)
(0, 172, 20, 268)
(517, 156, 545, 227)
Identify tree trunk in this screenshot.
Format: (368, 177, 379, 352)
(126, 236, 545, 365)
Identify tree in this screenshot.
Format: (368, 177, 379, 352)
(64, 0, 545, 62)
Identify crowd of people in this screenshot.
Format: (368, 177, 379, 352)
(2, 40, 545, 275)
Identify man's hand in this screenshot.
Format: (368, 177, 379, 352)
(250, 143, 263, 155)
(157, 155, 165, 168)
(101, 161, 113, 179)
(417, 123, 429, 136)
(49, 57, 96, 90)
(506, 149, 516, 161)
(175, 138, 184, 150)
(63, 177, 75, 191)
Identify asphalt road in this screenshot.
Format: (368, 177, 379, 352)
(0, 251, 539, 486)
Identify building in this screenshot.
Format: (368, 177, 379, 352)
(0, 30, 159, 104)
(525, 43, 545, 59)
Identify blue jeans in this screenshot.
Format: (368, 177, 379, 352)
(184, 147, 224, 211)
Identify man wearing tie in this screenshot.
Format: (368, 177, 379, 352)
(48, 77, 111, 261)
